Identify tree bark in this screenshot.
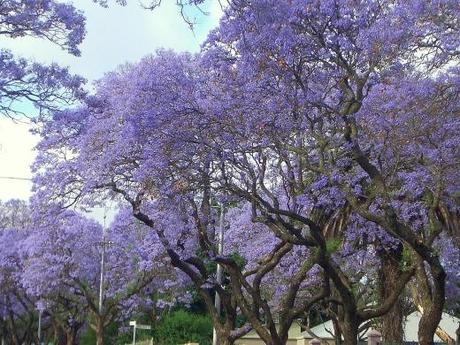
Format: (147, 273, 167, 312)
(217, 330, 234, 345)
(455, 322, 460, 345)
(340, 313, 359, 345)
(96, 328, 104, 345)
(52, 321, 60, 345)
(332, 318, 342, 345)
(414, 257, 446, 345)
(95, 317, 105, 345)
(378, 246, 404, 343)
(65, 328, 77, 345)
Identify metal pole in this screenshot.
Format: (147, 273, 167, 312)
(1, 295, 5, 345)
(99, 212, 107, 314)
(38, 309, 42, 345)
(97, 212, 106, 345)
(213, 203, 224, 345)
(98, 241, 105, 314)
(132, 325, 136, 345)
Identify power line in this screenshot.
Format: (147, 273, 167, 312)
(0, 176, 32, 181)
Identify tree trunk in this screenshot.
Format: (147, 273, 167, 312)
(340, 312, 359, 345)
(52, 321, 60, 345)
(7, 318, 20, 345)
(418, 306, 442, 345)
(332, 318, 342, 345)
(379, 247, 404, 343)
(414, 257, 446, 345)
(455, 322, 460, 345)
(66, 328, 77, 345)
(217, 329, 235, 345)
(95, 317, 105, 345)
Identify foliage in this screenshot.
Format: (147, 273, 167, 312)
(2, 0, 459, 345)
(153, 310, 212, 345)
(0, 1, 86, 118)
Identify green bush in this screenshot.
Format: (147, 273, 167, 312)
(154, 310, 212, 345)
(80, 322, 126, 345)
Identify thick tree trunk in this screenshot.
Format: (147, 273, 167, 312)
(218, 337, 234, 345)
(217, 329, 235, 345)
(418, 306, 442, 345)
(379, 247, 404, 343)
(265, 336, 287, 345)
(341, 323, 358, 345)
(340, 312, 359, 345)
(414, 257, 446, 345)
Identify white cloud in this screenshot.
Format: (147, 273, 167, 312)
(1, 1, 222, 81)
(0, 119, 38, 201)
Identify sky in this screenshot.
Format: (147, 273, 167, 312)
(0, 0, 222, 221)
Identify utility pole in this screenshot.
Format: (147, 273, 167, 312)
(98, 236, 106, 314)
(213, 203, 224, 345)
(1, 295, 5, 345)
(97, 210, 113, 345)
(38, 309, 42, 345)
(98, 212, 107, 314)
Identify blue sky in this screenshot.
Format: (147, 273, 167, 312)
(0, 1, 222, 207)
(1, 1, 221, 81)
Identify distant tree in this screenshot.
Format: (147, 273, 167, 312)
(0, 228, 38, 345)
(22, 207, 184, 345)
(0, 199, 30, 229)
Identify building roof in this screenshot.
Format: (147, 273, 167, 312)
(305, 320, 335, 339)
(404, 311, 459, 342)
(300, 312, 460, 342)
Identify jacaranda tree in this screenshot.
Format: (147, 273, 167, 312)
(201, 1, 459, 344)
(0, 0, 87, 118)
(30, 1, 460, 345)
(22, 206, 182, 345)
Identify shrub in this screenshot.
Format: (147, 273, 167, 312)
(154, 310, 212, 345)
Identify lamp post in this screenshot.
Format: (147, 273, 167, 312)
(212, 202, 224, 345)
